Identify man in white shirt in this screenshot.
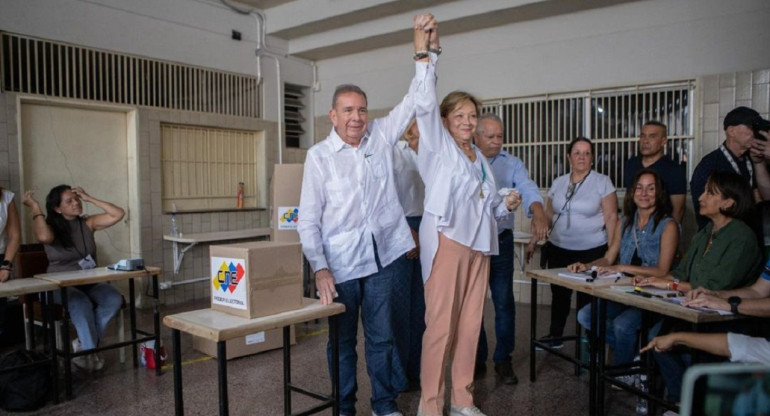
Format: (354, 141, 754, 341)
(473, 113, 547, 384)
(297, 15, 437, 416)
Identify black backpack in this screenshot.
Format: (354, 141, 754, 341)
(0, 349, 51, 411)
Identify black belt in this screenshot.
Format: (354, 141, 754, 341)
(498, 229, 512, 240)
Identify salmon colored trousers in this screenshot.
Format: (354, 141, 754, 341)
(419, 233, 490, 415)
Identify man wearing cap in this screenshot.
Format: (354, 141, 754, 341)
(690, 106, 770, 230)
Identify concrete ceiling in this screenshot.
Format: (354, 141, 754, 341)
(231, 0, 645, 61)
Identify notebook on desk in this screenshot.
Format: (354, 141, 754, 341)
(680, 363, 770, 416)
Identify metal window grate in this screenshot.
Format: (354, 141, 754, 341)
(483, 82, 694, 189)
(1, 32, 260, 117)
(284, 83, 307, 148)
(161, 124, 265, 212)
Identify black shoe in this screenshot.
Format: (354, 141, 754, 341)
(474, 362, 487, 379)
(494, 362, 518, 385)
(535, 335, 564, 351)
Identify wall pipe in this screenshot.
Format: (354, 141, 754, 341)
(253, 10, 284, 164)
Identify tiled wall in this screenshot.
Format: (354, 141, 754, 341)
(139, 108, 282, 306)
(699, 69, 770, 156)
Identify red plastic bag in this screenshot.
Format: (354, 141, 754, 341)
(139, 340, 167, 369)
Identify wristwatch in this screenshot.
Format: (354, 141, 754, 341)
(671, 279, 679, 291)
(0, 259, 12, 270)
(728, 296, 742, 314)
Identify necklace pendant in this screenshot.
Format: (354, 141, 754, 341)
(480, 189, 484, 199)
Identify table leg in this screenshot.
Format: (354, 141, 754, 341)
(24, 295, 35, 350)
(61, 286, 73, 400)
(45, 291, 59, 404)
(588, 296, 597, 416)
(283, 325, 291, 416)
(129, 278, 138, 368)
(597, 298, 607, 416)
(330, 315, 340, 416)
(173, 329, 183, 416)
(152, 274, 162, 375)
(217, 341, 228, 416)
(529, 277, 537, 382)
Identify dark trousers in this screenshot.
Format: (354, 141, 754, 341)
(391, 216, 425, 390)
(545, 242, 607, 337)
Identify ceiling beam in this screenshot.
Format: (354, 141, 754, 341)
(282, 0, 643, 60)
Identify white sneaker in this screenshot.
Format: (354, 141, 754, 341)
(92, 353, 105, 371)
(449, 405, 487, 416)
(417, 404, 439, 416)
(611, 374, 636, 390)
(372, 412, 403, 416)
(72, 338, 82, 353)
(71, 355, 93, 371)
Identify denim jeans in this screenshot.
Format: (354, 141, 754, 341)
(327, 250, 405, 415)
(54, 283, 123, 350)
(391, 216, 425, 390)
(477, 230, 515, 364)
(577, 301, 641, 364)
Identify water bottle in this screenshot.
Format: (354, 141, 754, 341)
(170, 205, 179, 237)
(635, 374, 648, 415)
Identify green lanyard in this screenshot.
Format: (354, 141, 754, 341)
(480, 161, 486, 199)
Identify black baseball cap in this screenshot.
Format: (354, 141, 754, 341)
(723, 106, 760, 130)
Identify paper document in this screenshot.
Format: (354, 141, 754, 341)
(666, 297, 733, 315)
(558, 271, 624, 282)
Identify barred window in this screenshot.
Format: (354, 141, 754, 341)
(161, 124, 267, 212)
(482, 82, 694, 190)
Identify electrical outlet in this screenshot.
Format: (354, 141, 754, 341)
(232, 30, 242, 41)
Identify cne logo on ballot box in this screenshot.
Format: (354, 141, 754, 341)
(211, 257, 247, 309)
(277, 206, 299, 230)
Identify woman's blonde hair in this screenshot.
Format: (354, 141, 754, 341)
(440, 91, 481, 119)
(403, 119, 418, 141)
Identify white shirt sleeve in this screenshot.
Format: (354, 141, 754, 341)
(296, 150, 328, 273)
(728, 332, 770, 365)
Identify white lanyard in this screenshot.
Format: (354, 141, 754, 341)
(719, 145, 753, 185)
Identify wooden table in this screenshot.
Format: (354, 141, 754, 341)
(592, 283, 741, 415)
(36, 266, 163, 399)
(527, 268, 624, 414)
(164, 228, 271, 274)
(163, 298, 346, 416)
(0, 278, 60, 403)
(527, 268, 743, 415)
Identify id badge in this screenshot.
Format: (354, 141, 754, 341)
(78, 254, 96, 270)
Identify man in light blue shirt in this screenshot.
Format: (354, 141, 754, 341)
(473, 113, 548, 384)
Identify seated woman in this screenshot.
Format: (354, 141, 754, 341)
(23, 185, 125, 372)
(570, 169, 678, 370)
(636, 170, 763, 402)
